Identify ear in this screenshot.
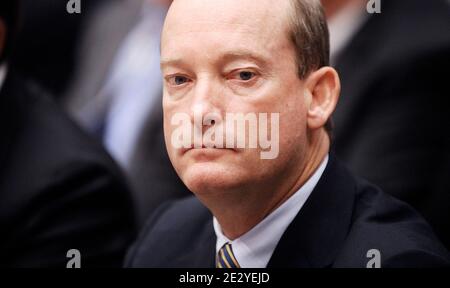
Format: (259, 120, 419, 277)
(304, 67, 341, 131)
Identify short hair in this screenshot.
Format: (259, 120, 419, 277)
(0, 0, 20, 61)
(288, 0, 333, 134)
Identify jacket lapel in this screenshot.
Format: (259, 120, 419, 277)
(170, 217, 217, 268)
(267, 154, 356, 268)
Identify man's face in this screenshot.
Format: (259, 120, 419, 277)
(162, 0, 310, 195)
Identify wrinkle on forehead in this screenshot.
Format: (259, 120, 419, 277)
(160, 0, 298, 76)
(163, 0, 291, 42)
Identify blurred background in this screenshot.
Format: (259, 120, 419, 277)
(11, 0, 189, 227)
(7, 0, 450, 249)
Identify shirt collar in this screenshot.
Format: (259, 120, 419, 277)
(213, 154, 329, 268)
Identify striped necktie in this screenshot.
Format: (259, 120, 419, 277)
(216, 243, 241, 268)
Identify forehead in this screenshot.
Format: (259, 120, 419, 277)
(161, 0, 293, 59)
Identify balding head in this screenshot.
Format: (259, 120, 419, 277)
(163, 0, 329, 78)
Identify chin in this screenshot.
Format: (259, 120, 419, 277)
(181, 162, 246, 194)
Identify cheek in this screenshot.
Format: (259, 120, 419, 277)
(163, 110, 173, 149)
(279, 94, 308, 153)
(163, 106, 181, 164)
(282, 104, 307, 137)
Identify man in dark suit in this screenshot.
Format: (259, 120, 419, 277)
(0, 1, 136, 267)
(126, 0, 450, 268)
(324, 0, 450, 250)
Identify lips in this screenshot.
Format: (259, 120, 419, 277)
(180, 143, 237, 155)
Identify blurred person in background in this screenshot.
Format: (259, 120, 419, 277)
(65, 0, 190, 225)
(0, 0, 136, 267)
(323, 0, 450, 249)
(10, 0, 109, 96)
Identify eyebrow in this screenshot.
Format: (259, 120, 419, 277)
(220, 51, 270, 66)
(160, 58, 185, 69)
(160, 50, 270, 69)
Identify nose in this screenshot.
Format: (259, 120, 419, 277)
(189, 77, 223, 136)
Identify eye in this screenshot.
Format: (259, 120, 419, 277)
(237, 71, 256, 81)
(235, 71, 256, 81)
(227, 70, 259, 83)
(167, 75, 190, 86)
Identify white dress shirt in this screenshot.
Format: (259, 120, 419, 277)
(328, 3, 369, 65)
(213, 154, 329, 268)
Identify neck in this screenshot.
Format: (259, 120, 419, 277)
(201, 131, 330, 240)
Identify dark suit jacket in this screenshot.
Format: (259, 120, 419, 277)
(125, 155, 450, 268)
(333, 0, 450, 249)
(0, 71, 136, 267)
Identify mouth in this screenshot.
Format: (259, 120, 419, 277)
(180, 144, 237, 155)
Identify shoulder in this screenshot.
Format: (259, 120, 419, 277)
(0, 75, 136, 266)
(138, 196, 211, 234)
(335, 178, 450, 267)
(125, 196, 212, 267)
(0, 74, 135, 236)
(2, 75, 127, 197)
